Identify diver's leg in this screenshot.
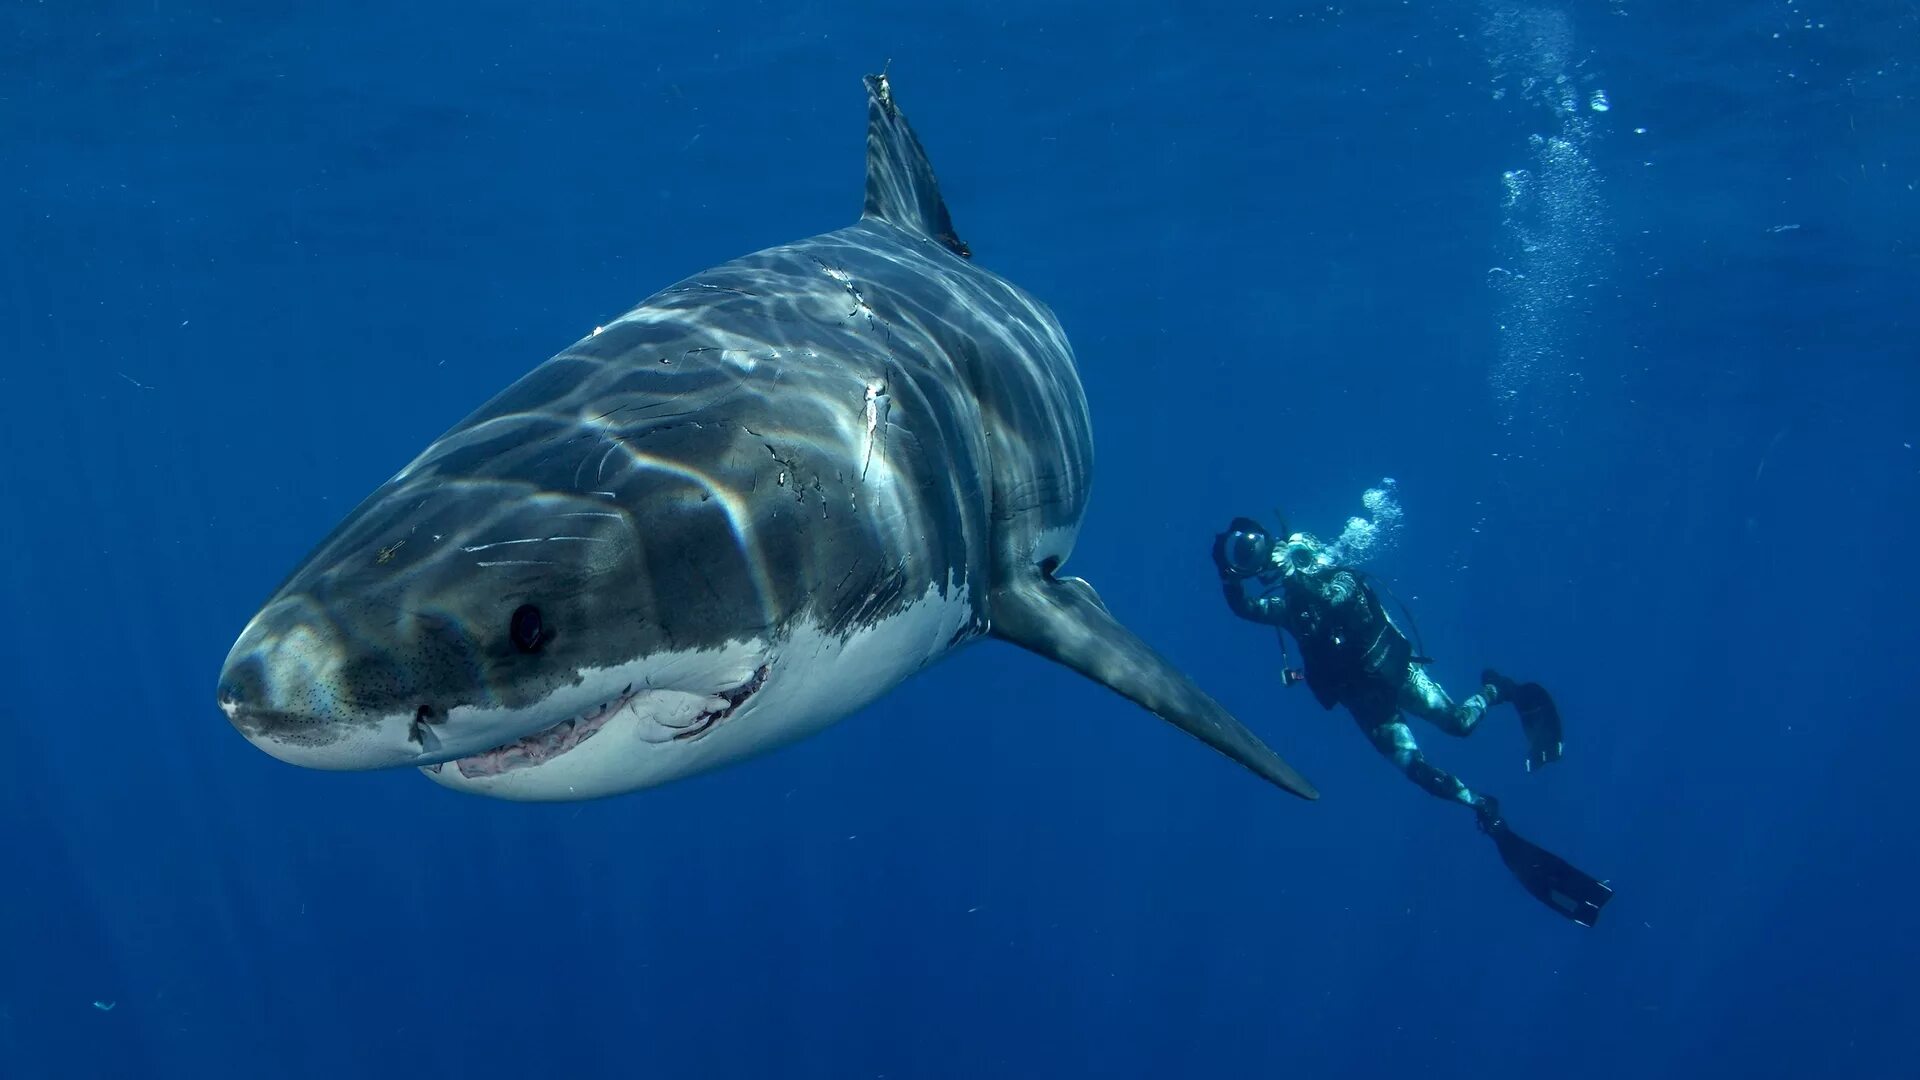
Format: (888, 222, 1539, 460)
(1359, 712, 1487, 812)
(1396, 664, 1494, 737)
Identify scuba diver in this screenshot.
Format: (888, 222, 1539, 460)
(1211, 515, 1614, 927)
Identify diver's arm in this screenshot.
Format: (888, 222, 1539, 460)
(1221, 578, 1287, 625)
(1221, 577, 1259, 621)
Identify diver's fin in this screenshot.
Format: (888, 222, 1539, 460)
(989, 571, 1319, 800)
(1485, 670, 1563, 772)
(1485, 819, 1613, 927)
(1511, 682, 1564, 772)
(860, 72, 970, 258)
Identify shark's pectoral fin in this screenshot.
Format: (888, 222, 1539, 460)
(988, 571, 1319, 801)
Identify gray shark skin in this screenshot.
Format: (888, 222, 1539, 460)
(216, 74, 1317, 803)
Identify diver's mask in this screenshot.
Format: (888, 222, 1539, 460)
(1279, 533, 1331, 577)
(1213, 518, 1275, 579)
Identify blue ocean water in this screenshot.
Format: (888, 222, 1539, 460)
(3, 1, 1915, 1076)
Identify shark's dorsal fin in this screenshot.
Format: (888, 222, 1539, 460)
(861, 72, 970, 259)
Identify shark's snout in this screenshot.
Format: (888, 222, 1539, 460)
(216, 651, 314, 741)
(216, 600, 431, 771)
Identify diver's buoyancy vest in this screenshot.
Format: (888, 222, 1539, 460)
(1281, 572, 1411, 709)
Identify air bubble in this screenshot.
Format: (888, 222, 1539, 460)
(1482, 5, 1611, 429)
(1325, 480, 1403, 567)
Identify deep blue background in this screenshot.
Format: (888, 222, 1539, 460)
(3, 2, 1916, 1077)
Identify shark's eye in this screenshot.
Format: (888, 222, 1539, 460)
(509, 605, 547, 654)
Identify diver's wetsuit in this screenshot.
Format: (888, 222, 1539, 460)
(1213, 521, 1609, 925)
(1222, 563, 1500, 811)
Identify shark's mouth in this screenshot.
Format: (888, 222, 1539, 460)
(436, 665, 771, 780)
(440, 686, 640, 780)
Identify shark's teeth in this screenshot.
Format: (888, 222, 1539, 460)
(444, 686, 637, 779)
(444, 664, 769, 779)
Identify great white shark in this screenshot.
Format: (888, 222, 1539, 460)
(216, 74, 1317, 804)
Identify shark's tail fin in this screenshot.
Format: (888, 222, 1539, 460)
(861, 72, 970, 259)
